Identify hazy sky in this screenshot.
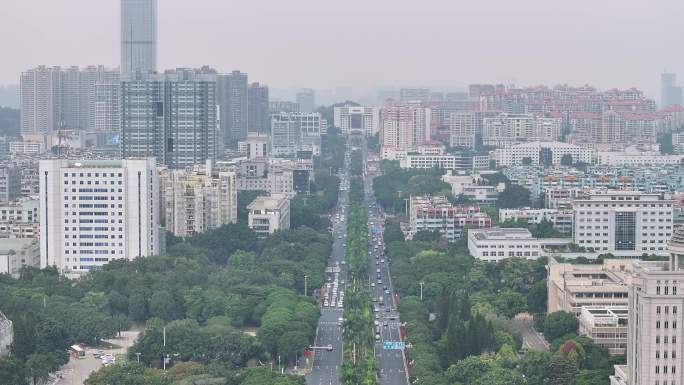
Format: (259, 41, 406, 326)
(2, 0, 683, 99)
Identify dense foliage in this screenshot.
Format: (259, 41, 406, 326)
(340, 175, 378, 385)
(350, 150, 363, 176)
(83, 362, 306, 385)
(0, 222, 332, 383)
(382, 216, 622, 385)
(372, 161, 451, 214)
(496, 184, 532, 209)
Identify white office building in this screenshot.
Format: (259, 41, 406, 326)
(596, 152, 684, 166)
(610, 233, 684, 385)
(39, 158, 160, 278)
(242, 132, 270, 159)
(468, 227, 543, 262)
(247, 194, 290, 236)
(333, 106, 381, 136)
(574, 191, 674, 255)
(494, 141, 592, 167)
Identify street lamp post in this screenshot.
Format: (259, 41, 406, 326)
(304, 275, 308, 297)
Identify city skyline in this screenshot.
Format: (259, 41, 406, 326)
(0, 0, 683, 100)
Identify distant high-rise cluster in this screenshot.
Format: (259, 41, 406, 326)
(20, 66, 119, 134)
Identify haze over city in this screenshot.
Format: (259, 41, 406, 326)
(4, 1, 684, 385)
(1, 0, 684, 97)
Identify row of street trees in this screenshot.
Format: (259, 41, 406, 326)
(340, 175, 378, 385)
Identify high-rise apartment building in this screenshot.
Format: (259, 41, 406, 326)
(39, 158, 160, 278)
(121, 0, 157, 76)
(661, 73, 683, 109)
(333, 106, 380, 136)
(380, 103, 431, 153)
(449, 112, 477, 149)
(121, 69, 217, 169)
(217, 71, 249, 147)
(95, 75, 121, 133)
(20, 66, 119, 134)
(271, 112, 326, 156)
(573, 191, 674, 255)
(159, 163, 237, 238)
(248, 83, 270, 134)
(482, 113, 561, 146)
(296, 89, 315, 114)
(610, 233, 684, 385)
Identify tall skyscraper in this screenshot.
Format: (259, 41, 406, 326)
(661, 73, 683, 109)
(296, 89, 315, 113)
(39, 158, 160, 278)
(121, 69, 217, 169)
(20, 66, 119, 134)
(248, 82, 270, 134)
(217, 71, 248, 147)
(121, 0, 158, 77)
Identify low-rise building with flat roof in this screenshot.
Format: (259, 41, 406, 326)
(579, 306, 628, 355)
(409, 196, 492, 241)
(547, 258, 636, 316)
(247, 194, 290, 236)
(468, 227, 543, 261)
(0, 238, 40, 277)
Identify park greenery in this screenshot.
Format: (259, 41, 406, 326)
(382, 218, 623, 385)
(350, 149, 363, 176)
(0, 222, 331, 384)
(83, 362, 307, 385)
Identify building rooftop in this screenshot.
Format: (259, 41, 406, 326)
(247, 195, 288, 211)
(470, 227, 533, 241)
(0, 238, 36, 253)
